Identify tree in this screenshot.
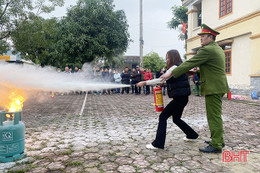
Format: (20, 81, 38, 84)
(168, 5, 188, 41)
(54, 0, 130, 66)
(11, 14, 60, 65)
(0, 0, 64, 48)
(0, 40, 10, 54)
(143, 52, 165, 73)
(103, 55, 125, 69)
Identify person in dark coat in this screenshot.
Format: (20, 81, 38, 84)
(160, 24, 229, 153)
(130, 68, 137, 94)
(135, 66, 142, 94)
(121, 67, 130, 94)
(137, 49, 198, 150)
(192, 68, 201, 96)
(102, 68, 110, 94)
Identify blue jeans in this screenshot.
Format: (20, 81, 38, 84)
(115, 81, 120, 93)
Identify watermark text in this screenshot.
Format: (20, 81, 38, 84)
(223, 150, 250, 162)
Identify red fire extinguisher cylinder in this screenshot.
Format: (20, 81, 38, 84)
(153, 86, 164, 112)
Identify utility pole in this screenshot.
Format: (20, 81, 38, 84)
(139, 0, 143, 68)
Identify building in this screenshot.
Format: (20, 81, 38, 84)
(124, 56, 140, 69)
(182, 0, 260, 95)
(0, 51, 34, 65)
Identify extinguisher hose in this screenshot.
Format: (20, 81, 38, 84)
(145, 65, 178, 86)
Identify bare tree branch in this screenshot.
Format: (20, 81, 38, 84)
(0, 0, 15, 20)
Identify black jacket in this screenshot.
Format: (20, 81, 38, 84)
(121, 71, 130, 84)
(166, 64, 191, 98)
(130, 71, 141, 82)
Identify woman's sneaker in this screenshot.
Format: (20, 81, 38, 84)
(146, 144, 160, 150)
(183, 137, 198, 142)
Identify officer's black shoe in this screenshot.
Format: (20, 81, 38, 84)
(204, 140, 225, 148)
(199, 145, 222, 153)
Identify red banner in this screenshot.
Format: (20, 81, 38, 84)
(182, 22, 187, 34)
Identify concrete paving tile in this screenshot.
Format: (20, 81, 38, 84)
(99, 162, 118, 171)
(47, 161, 66, 171)
(150, 162, 170, 172)
(27, 167, 49, 173)
(117, 165, 136, 173)
(2, 94, 259, 172)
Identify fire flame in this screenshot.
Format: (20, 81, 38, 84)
(6, 90, 25, 113)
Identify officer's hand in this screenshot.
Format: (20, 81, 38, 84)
(160, 72, 172, 81)
(137, 81, 145, 87)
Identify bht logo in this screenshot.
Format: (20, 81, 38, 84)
(223, 150, 250, 162)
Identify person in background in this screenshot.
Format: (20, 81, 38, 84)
(160, 24, 229, 153)
(114, 69, 121, 93)
(93, 67, 102, 95)
(140, 68, 146, 94)
(130, 68, 137, 94)
(142, 68, 152, 95)
(102, 68, 110, 94)
(135, 66, 142, 95)
(64, 66, 70, 74)
(158, 68, 166, 95)
(57, 67, 61, 73)
(109, 68, 115, 93)
(121, 67, 130, 94)
(137, 49, 198, 150)
(74, 66, 79, 73)
(192, 67, 201, 96)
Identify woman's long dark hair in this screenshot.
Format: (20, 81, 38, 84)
(166, 49, 183, 69)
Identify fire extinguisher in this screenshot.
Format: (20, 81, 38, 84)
(153, 86, 164, 112)
(227, 91, 231, 100)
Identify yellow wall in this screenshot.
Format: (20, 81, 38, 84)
(227, 34, 251, 86)
(251, 36, 260, 74)
(186, 11, 260, 76)
(203, 0, 260, 29)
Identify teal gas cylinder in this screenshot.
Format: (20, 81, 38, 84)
(0, 111, 25, 163)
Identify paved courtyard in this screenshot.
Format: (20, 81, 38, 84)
(1, 92, 260, 172)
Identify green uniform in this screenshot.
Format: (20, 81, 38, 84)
(172, 41, 229, 149)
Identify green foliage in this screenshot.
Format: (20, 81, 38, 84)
(9, 0, 130, 68)
(0, 40, 10, 54)
(54, 0, 130, 67)
(168, 5, 188, 41)
(0, 0, 64, 49)
(11, 14, 60, 66)
(143, 52, 166, 72)
(168, 5, 188, 29)
(103, 54, 125, 69)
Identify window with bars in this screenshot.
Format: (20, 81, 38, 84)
(220, 44, 232, 74)
(220, 0, 232, 17)
(225, 51, 231, 74)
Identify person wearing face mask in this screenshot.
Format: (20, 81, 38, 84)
(158, 68, 166, 95)
(160, 24, 229, 153)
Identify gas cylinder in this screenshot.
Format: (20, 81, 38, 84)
(153, 86, 164, 112)
(0, 111, 25, 163)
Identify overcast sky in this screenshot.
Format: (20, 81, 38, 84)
(45, 0, 185, 59)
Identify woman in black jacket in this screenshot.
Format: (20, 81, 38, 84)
(137, 49, 198, 149)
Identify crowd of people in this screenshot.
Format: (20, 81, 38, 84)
(56, 65, 167, 96)
(91, 66, 167, 95)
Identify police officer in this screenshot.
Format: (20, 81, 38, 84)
(161, 24, 229, 153)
